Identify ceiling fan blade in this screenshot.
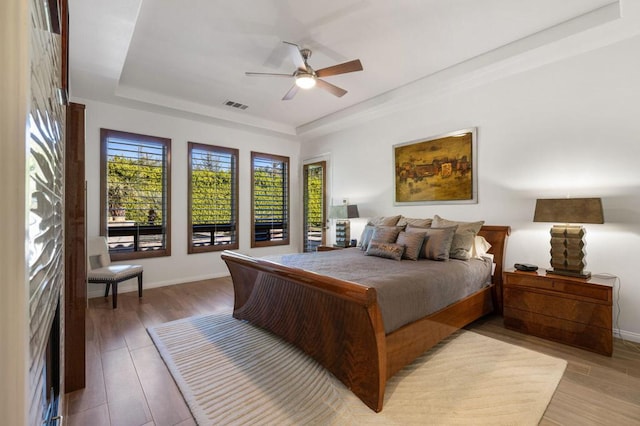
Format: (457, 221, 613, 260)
(315, 59, 363, 78)
(283, 41, 307, 71)
(282, 84, 299, 101)
(245, 72, 293, 77)
(315, 79, 347, 97)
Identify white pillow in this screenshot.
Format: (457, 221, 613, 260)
(472, 235, 492, 258)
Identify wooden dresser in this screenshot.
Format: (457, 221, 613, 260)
(503, 270, 614, 356)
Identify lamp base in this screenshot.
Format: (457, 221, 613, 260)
(546, 268, 591, 279)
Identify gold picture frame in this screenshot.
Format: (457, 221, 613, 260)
(393, 128, 477, 205)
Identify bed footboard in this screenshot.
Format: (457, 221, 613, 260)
(221, 250, 388, 412)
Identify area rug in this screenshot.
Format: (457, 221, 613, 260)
(148, 312, 566, 425)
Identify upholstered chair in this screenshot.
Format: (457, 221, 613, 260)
(87, 236, 143, 308)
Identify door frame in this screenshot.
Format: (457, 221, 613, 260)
(302, 157, 329, 251)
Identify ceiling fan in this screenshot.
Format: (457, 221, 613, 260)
(245, 41, 363, 100)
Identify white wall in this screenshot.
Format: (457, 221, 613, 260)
(77, 24, 640, 342)
(79, 99, 301, 296)
(1, 0, 29, 423)
(300, 35, 640, 341)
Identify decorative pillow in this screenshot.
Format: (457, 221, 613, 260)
(450, 233, 476, 260)
(367, 215, 401, 226)
(361, 225, 403, 251)
(421, 226, 458, 261)
(405, 223, 432, 233)
(396, 231, 426, 261)
(396, 216, 432, 228)
(432, 214, 484, 233)
(370, 226, 402, 245)
(365, 241, 404, 261)
(359, 225, 376, 251)
(472, 235, 492, 258)
(432, 215, 484, 260)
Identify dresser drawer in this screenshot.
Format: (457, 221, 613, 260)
(505, 274, 611, 302)
(503, 270, 613, 356)
(504, 287, 611, 329)
(504, 307, 613, 355)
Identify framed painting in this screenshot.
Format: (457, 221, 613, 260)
(393, 128, 477, 205)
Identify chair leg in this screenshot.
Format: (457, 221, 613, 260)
(112, 282, 118, 309)
(104, 283, 111, 297)
(137, 272, 143, 298)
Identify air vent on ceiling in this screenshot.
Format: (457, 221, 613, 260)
(223, 100, 249, 110)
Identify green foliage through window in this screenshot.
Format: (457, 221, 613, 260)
(251, 152, 289, 247)
(188, 143, 238, 252)
(101, 128, 171, 259)
(304, 162, 324, 252)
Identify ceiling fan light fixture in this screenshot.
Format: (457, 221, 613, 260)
(247, 41, 361, 99)
(295, 73, 316, 89)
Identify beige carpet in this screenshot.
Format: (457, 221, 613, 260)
(148, 312, 566, 425)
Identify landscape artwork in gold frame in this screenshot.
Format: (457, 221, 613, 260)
(394, 128, 477, 205)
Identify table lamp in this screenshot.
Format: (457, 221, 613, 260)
(329, 204, 359, 247)
(533, 197, 604, 278)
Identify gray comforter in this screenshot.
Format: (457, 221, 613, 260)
(263, 248, 492, 334)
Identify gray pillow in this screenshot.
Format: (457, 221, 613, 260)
(396, 231, 426, 261)
(421, 226, 458, 261)
(450, 233, 476, 260)
(405, 223, 432, 233)
(367, 215, 401, 226)
(359, 225, 376, 251)
(360, 225, 402, 251)
(365, 241, 404, 261)
(396, 216, 432, 228)
(432, 215, 484, 260)
(370, 226, 402, 245)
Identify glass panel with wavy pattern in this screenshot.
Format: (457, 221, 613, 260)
(28, 0, 65, 424)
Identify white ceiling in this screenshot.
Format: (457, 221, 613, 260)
(69, 0, 619, 136)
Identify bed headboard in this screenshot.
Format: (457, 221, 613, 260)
(477, 225, 511, 313)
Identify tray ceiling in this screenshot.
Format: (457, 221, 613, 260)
(69, 0, 619, 135)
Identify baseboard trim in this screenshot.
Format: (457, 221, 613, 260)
(615, 328, 640, 344)
(87, 272, 230, 299)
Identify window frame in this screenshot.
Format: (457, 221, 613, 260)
(251, 151, 290, 248)
(303, 161, 327, 252)
(100, 128, 172, 260)
(187, 142, 239, 254)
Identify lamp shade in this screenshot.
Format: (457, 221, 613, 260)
(329, 204, 359, 219)
(533, 198, 604, 224)
(346, 204, 359, 219)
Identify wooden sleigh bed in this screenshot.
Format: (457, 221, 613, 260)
(221, 225, 510, 412)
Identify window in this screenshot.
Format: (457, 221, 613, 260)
(251, 152, 290, 247)
(100, 129, 171, 260)
(303, 161, 326, 252)
(188, 142, 239, 253)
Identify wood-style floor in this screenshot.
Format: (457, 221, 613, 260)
(65, 277, 640, 426)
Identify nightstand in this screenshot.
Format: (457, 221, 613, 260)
(503, 270, 614, 356)
(316, 245, 344, 252)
